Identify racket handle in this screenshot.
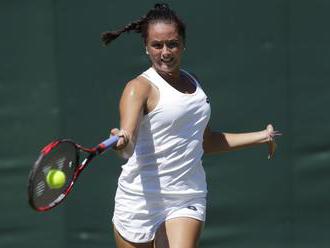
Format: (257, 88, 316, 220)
(97, 135, 119, 153)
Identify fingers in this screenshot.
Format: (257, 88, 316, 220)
(266, 124, 282, 141)
(265, 124, 282, 159)
(270, 131, 283, 138)
(268, 140, 277, 160)
(110, 128, 130, 150)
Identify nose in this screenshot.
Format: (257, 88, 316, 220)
(161, 45, 171, 57)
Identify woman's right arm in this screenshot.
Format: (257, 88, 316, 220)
(111, 77, 151, 158)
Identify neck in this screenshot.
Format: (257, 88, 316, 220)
(154, 67, 181, 85)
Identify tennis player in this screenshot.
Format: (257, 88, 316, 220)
(102, 3, 281, 248)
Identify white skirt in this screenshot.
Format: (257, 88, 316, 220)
(112, 186, 207, 243)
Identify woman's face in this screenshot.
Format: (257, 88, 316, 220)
(145, 22, 184, 75)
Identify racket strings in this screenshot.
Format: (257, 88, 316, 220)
(29, 142, 78, 210)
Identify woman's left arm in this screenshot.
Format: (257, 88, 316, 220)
(203, 124, 281, 159)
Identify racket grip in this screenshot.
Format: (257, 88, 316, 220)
(97, 135, 119, 153)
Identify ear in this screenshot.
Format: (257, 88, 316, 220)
(145, 47, 149, 55)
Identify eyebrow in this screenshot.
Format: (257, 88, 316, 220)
(150, 39, 180, 43)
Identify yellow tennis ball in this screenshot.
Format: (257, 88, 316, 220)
(46, 169, 66, 189)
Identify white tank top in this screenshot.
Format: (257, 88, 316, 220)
(117, 67, 211, 197)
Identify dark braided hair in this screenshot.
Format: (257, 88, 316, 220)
(101, 3, 186, 46)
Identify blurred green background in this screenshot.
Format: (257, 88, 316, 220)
(1, 0, 330, 247)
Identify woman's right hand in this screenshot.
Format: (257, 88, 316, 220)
(110, 128, 130, 150)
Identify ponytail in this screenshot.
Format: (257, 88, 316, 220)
(101, 17, 145, 46)
(101, 3, 185, 47)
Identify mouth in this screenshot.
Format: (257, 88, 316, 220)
(161, 57, 175, 65)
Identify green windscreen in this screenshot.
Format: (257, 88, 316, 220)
(1, 1, 329, 247)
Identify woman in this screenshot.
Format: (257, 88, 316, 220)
(101, 3, 281, 248)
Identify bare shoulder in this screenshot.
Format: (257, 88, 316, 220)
(122, 75, 152, 98)
(121, 76, 151, 102)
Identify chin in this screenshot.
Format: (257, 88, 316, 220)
(155, 64, 179, 74)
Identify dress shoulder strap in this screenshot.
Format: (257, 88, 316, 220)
(140, 67, 163, 88)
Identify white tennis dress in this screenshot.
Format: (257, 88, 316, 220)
(112, 67, 211, 243)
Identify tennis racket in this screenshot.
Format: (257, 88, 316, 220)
(28, 135, 119, 212)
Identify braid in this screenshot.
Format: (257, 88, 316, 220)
(101, 3, 185, 46)
(101, 17, 145, 46)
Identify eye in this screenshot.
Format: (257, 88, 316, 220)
(167, 41, 179, 49)
(151, 42, 163, 49)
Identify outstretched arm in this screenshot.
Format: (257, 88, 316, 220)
(203, 124, 281, 159)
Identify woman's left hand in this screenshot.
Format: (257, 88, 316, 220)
(265, 124, 282, 159)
